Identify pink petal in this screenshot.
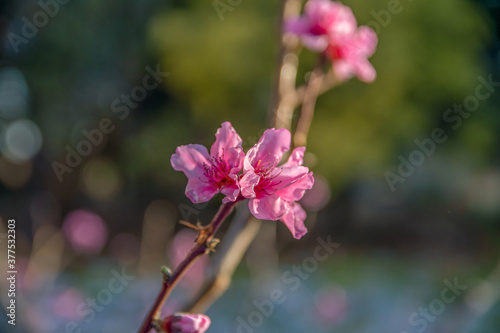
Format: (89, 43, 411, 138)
(171, 144, 211, 179)
(304, 0, 330, 14)
(276, 170, 315, 201)
(354, 58, 376, 83)
(356, 26, 378, 57)
(327, 4, 357, 38)
(239, 170, 261, 199)
(244, 128, 290, 172)
(306, 0, 357, 38)
(248, 195, 288, 221)
(280, 203, 308, 239)
(186, 178, 218, 204)
(162, 313, 211, 333)
(332, 59, 354, 82)
(282, 147, 306, 168)
(305, 0, 340, 26)
(220, 180, 241, 203)
(273, 165, 309, 189)
(301, 35, 330, 52)
(284, 17, 310, 35)
(210, 121, 244, 172)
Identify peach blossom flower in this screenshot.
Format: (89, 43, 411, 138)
(171, 122, 244, 203)
(240, 128, 314, 239)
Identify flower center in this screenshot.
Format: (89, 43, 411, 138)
(203, 154, 232, 188)
(328, 45, 344, 59)
(253, 159, 282, 197)
(310, 24, 327, 36)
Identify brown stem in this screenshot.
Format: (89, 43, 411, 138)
(293, 65, 325, 147)
(138, 200, 239, 333)
(293, 70, 338, 109)
(183, 209, 261, 313)
(271, 0, 302, 129)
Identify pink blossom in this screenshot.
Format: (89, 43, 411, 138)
(326, 25, 378, 82)
(171, 122, 244, 203)
(285, 0, 378, 83)
(160, 313, 211, 333)
(240, 128, 314, 239)
(284, 0, 357, 52)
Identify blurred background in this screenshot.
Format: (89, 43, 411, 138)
(0, 0, 499, 332)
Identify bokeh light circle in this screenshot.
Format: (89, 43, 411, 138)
(1, 119, 42, 162)
(62, 209, 108, 255)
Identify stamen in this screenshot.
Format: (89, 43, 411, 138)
(201, 154, 233, 188)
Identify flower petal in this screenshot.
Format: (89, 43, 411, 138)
(354, 58, 376, 83)
(305, 0, 342, 28)
(284, 17, 310, 35)
(329, 25, 377, 83)
(171, 144, 211, 179)
(239, 170, 261, 199)
(356, 26, 378, 57)
(282, 147, 306, 168)
(210, 121, 244, 172)
(220, 180, 241, 203)
(186, 178, 218, 204)
(248, 195, 288, 221)
(301, 35, 330, 52)
(244, 128, 291, 172)
(280, 202, 308, 239)
(162, 312, 211, 333)
(276, 170, 315, 201)
(332, 59, 354, 82)
(327, 3, 357, 39)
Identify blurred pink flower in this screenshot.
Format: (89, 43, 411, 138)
(169, 229, 207, 288)
(160, 313, 211, 333)
(62, 209, 108, 255)
(301, 174, 331, 211)
(326, 25, 378, 82)
(52, 288, 85, 320)
(285, 0, 378, 83)
(284, 0, 357, 51)
(240, 128, 314, 239)
(314, 286, 349, 325)
(171, 122, 244, 204)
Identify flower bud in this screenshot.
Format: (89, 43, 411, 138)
(160, 313, 211, 333)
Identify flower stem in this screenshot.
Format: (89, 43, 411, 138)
(293, 66, 324, 147)
(138, 199, 239, 333)
(183, 206, 260, 313)
(271, 0, 302, 130)
(293, 55, 329, 147)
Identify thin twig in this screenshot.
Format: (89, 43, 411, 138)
(293, 69, 338, 109)
(183, 207, 261, 313)
(271, 0, 302, 130)
(293, 63, 325, 147)
(138, 199, 239, 333)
